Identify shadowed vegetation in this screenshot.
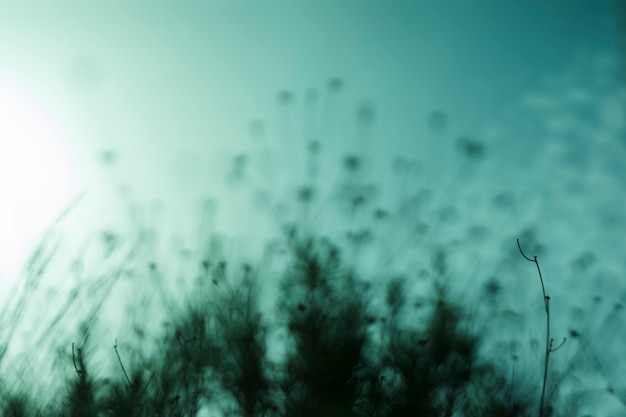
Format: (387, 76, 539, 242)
(0, 80, 618, 416)
(0, 228, 592, 416)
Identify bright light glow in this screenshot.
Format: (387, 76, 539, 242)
(0, 78, 81, 287)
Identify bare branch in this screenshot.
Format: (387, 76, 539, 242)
(517, 238, 565, 417)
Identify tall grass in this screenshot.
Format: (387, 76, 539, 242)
(0, 79, 617, 416)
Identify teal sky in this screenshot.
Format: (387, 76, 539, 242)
(0, 1, 625, 414)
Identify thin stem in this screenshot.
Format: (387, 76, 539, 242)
(114, 338, 132, 387)
(517, 238, 558, 417)
(72, 342, 85, 380)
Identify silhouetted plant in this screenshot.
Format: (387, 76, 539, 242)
(0, 79, 613, 417)
(210, 264, 274, 417)
(64, 340, 100, 417)
(517, 238, 566, 417)
(277, 232, 369, 417)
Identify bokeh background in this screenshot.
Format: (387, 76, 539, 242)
(0, 1, 625, 415)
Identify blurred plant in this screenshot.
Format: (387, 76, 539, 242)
(0, 79, 610, 417)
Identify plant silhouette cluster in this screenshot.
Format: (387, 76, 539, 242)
(1, 228, 551, 417)
(0, 79, 615, 417)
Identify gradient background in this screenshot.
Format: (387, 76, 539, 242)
(0, 1, 625, 415)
